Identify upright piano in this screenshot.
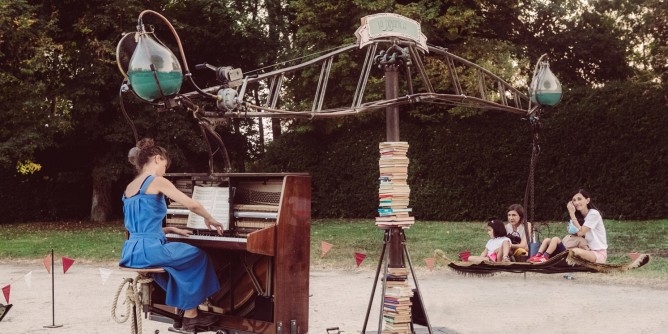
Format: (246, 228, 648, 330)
(146, 173, 310, 334)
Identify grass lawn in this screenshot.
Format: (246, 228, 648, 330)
(1, 219, 666, 277)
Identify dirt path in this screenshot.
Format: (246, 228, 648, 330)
(1, 262, 666, 334)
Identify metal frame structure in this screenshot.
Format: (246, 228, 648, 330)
(118, 12, 546, 334)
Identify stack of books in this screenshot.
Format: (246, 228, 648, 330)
(382, 267, 413, 333)
(376, 142, 414, 228)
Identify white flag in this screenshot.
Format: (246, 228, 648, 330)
(24, 271, 32, 289)
(99, 268, 113, 285)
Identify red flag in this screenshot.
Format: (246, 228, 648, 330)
(2, 285, 10, 303)
(424, 258, 435, 271)
(62, 256, 75, 274)
(354, 252, 367, 267)
(43, 254, 52, 274)
(321, 241, 333, 257)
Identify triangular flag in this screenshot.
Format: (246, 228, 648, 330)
(24, 271, 32, 289)
(354, 252, 367, 267)
(99, 268, 112, 285)
(424, 258, 435, 272)
(43, 254, 52, 274)
(2, 285, 10, 304)
(62, 256, 75, 274)
(321, 241, 333, 257)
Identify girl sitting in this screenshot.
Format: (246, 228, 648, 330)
(468, 219, 512, 263)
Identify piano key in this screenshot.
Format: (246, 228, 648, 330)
(234, 211, 278, 219)
(166, 208, 190, 215)
(165, 233, 245, 243)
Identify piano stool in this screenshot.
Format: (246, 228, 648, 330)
(118, 266, 167, 274)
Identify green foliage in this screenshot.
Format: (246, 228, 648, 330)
(257, 82, 668, 220)
(1, 0, 666, 223)
(0, 0, 66, 168)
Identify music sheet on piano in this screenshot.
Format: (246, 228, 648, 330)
(188, 186, 230, 230)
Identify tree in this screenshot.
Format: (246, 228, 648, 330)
(0, 1, 69, 169)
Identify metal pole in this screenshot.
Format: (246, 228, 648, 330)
(384, 65, 404, 268)
(44, 249, 62, 328)
(385, 65, 400, 142)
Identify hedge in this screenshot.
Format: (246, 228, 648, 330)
(256, 82, 668, 220)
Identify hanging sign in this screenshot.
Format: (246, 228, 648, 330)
(355, 13, 428, 53)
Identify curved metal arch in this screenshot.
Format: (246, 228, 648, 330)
(178, 39, 533, 120)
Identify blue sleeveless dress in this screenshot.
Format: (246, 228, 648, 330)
(119, 175, 220, 310)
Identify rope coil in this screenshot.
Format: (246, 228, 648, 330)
(112, 274, 154, 334)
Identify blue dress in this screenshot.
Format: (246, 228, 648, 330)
(119, 175, 220, 310)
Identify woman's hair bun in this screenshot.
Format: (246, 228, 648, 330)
(128, 147, 140, 165)
(136, 138, 155, 150)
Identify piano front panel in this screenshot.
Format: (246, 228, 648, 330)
(157, 173, 310, 334)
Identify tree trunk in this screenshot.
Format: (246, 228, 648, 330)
(272, 118, 281, 140)
(91, 177, 112, 222)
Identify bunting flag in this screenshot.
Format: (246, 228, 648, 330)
(424, 258, 435, 271)
(354, 252, 367, 267)
(24, 271, 32, 289)
(1, 285, 9, 304)
(43, 254, 52, 274)
(321, 241, 333, 257)
(99, 268, 113, 285)
(62, 256, 75, 274)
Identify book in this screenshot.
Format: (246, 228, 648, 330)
(187, 186, 230, 230)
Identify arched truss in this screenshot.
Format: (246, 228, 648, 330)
(175, 39, 535, 121)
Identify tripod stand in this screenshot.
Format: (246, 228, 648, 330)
(361, 228, 433, 334)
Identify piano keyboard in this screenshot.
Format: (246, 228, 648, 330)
(167, 208, 190, 215)
(234, 211, 278, 219)
(165, 233, 245, 243)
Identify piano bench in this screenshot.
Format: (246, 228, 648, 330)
(118, 266, 166, 274)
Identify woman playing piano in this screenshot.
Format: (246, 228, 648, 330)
(120, 138, 223, 331)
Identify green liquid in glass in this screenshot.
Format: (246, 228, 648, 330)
(531, 92, 561, 106)
(128, 70, 183, 102)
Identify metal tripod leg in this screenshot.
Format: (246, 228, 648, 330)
(362, 230, 390, 334)
(401, 230, 433, 334)
(362, 229, 434, 334)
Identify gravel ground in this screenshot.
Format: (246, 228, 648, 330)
(1, 262, 666, 334)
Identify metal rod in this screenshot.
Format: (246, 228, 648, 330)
(377, 235, 391, 334)
(312, 61, 327, 112)
(352, 46, 373, 108)
(43, 249, 62, 328)
(402, 231, 433, 334)
(361, 230, 389, 334)
(317, 58, 333, 112)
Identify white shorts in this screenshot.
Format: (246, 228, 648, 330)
(591, 249, 608, 263)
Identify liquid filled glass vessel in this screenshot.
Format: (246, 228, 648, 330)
(127, 29, 183, 102)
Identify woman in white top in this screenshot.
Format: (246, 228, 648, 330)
(529, 189, 608, 263)
(505, 204, 530, 259)
(567, 189, 608, 263)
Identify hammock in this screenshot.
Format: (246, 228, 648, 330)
(446, 250, 651, 277)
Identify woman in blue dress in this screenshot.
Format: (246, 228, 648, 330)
(119, 138, 223, 331)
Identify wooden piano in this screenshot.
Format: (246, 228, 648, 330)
(146, 173, 310, 334)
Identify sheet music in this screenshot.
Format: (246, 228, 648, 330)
(188, 186, 230, 230)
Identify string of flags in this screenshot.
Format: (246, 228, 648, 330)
(1, 253, 117, 305)
(319, 241, 437, 271)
